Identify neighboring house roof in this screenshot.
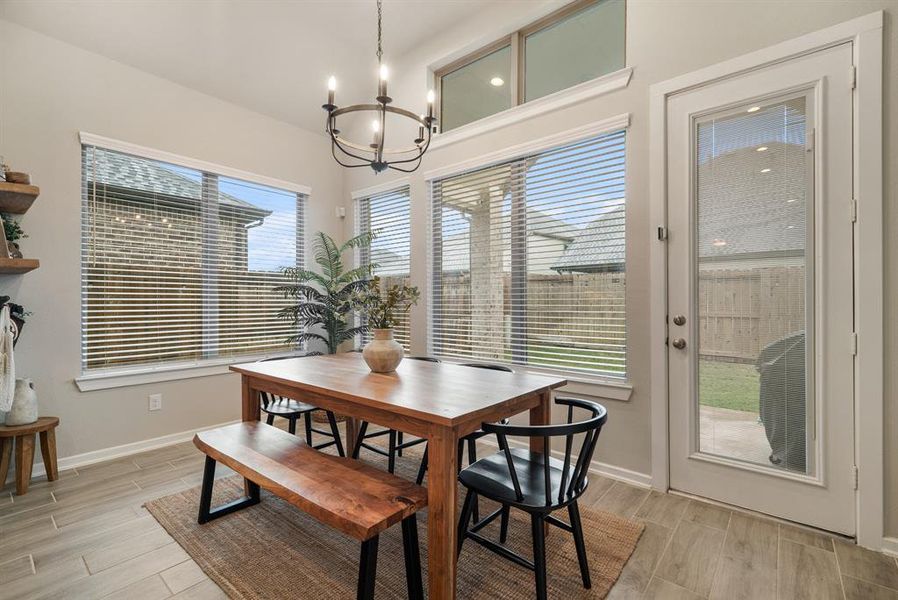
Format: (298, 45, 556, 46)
(696, 141, 806, 260)
(370, 247, 409, 276)
(552, 205, 625, 273)
(439, 208, 578, 273)
(88, 151, 271, 220)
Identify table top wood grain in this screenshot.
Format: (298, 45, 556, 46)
(230, 353, 567, 427)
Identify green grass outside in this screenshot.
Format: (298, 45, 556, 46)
(698, 360, 760, 413)
(500, 346, 759, 414)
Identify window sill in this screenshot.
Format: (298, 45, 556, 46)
(75, 352, 306, 392)
(524, 367, 633, 402)
(431, 66, 633, 151)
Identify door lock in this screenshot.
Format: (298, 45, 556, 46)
(672, 315, 686, 326)
(671, 338, 687, 349)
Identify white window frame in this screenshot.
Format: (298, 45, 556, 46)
(75, 132, 312, 391)
(430, 0, 631, 149)
(424, 113, 633, 399)
(352, 179, 413, 351)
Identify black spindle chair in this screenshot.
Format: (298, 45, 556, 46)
(257, 357, 344, 457)
(350, 356, 437, 471)
(456, 397, 608, 600)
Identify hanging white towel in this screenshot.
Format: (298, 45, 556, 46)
(0, 305, 15, 412)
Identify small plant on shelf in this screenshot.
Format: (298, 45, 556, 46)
(1, 213, 26, 259)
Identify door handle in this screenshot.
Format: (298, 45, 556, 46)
(671, 338, 687, 349)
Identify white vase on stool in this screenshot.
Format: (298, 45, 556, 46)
(5, 378, 38, 426)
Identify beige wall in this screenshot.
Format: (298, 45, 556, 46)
(0, 20, 346, 463)
(342, 1, 897, 534)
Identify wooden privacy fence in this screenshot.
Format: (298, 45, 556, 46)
(425, 265, 805, 364)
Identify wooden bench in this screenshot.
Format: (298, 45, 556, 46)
(193, 422, 427, 600)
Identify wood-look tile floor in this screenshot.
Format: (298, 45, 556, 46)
(1, 432, 897, 600)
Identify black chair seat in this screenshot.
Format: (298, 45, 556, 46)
(459, 448, 577, 509)
(261, 399, 318, 417)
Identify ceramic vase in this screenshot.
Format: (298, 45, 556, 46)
(362, 329, 403, 373)
(5, 378, 38, 426)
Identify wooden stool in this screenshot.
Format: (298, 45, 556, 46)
(0, 416, 60, 495)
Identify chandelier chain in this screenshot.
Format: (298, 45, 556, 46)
(376, 0, 383, 63)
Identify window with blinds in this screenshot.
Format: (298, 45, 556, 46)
(81, 145, 305, 372)
(356, 185, 412, 351)
(430, 130, 626, 377)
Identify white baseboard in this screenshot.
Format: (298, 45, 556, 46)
(480, 437, 652, 489)
(4, 420, 239, 486)
(882, 537, 898, 557)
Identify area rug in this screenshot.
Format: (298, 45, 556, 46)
(146, 453, 643, 599)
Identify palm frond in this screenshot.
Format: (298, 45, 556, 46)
(340, 230, 377, 253)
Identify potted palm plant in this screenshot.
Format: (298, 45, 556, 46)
(354, 276, 419, 373)
(275, 230, 375, 354)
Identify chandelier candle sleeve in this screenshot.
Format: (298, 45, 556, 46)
(378, 64, 388, 99)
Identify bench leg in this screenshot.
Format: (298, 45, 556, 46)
(357, 535, 379, 600)
(197, 456, 260, 524)
(401, 516, 424, 600)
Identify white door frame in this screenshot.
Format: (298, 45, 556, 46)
(649, 11, 883, 550)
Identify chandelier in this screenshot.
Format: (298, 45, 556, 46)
(322, 0, 436, 173)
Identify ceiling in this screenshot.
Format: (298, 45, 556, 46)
(0, 0, 522, 133)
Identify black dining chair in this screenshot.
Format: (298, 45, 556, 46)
(350, 356, 437, 471)
(414, 362, 514, 522)
(257, 357, 345, 457)
(456, 397, 608, 600)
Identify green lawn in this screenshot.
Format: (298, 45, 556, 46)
(699, 360, 760, 413)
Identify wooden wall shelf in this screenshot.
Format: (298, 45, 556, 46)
(0, 258, 40, 274)
(0, 182, 40, 214)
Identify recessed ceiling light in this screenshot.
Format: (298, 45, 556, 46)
(787, 199, 797, 203)
(787, 225, 795, 229)
(756, 146, 768, 152)
(760, 168, 772, 173)
(712, 239, 727, 247)
(490, 77, 504, 87)
(747, 106, 761, 113)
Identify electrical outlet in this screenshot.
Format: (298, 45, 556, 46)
(148, 394, 162, 411)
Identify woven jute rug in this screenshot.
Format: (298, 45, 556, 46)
(146, 448, 643, 599)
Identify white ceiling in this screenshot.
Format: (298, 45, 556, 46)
(0, 0, 524, 133)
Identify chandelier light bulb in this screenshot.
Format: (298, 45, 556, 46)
(372, 120, 380, 132)
(328, 76, 337, 91)
(427, 89, 435, 104)
(379, 64, 389, 81)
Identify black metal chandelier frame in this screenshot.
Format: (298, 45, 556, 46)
(322, 0, 436, 174)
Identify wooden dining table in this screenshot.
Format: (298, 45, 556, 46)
(230, 352, 566, 599)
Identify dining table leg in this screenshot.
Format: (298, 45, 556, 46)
(427, 425, 459, 599)
(241, 376, 261, 496)
(344, 417, 360, 456)
(529, 390, 552, 453)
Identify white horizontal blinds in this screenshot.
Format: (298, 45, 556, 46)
(430, 130, 626, 377)
(81, 145, 303, 371)
(357, 186, 412, 351)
